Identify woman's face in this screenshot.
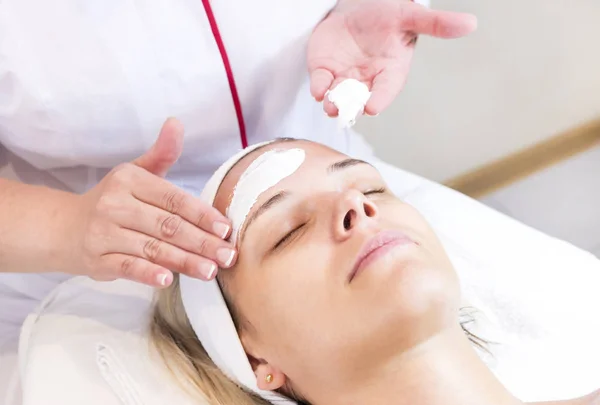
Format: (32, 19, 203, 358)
(213, 140, 459, 400)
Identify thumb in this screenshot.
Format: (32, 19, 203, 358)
(133, 118, 185, 177)
(400, 4, 478, 39)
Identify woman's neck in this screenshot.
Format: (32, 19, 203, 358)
(326, 325, 522, 405)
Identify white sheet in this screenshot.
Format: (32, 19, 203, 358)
(401, 183, 600, 401)
(3, 159, 600, 404)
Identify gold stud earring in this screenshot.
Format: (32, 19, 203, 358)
(265, 374, 273, 384)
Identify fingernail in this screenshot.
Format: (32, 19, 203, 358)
(157, 272, 172, 287)
(199, 262, 218, 280)
(217, 247, 236, 268)
(213, 222, 230, 239)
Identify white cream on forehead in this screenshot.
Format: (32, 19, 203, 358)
(226, 148, 305, 246)
(327, 78, 372, 129)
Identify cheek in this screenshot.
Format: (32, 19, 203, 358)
(384, 204, 448, 258)
(260, 253, 329, 327)
(385, 203, 430, 233)
(242, 246, 339, 359)
(386, 203, 459, 295)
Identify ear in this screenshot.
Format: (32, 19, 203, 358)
(254, 361, 286, 391)
(244, 337, 287, 391)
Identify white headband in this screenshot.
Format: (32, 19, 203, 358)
(179, 141, 297, 405)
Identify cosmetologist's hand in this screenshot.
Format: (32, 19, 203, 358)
(63, 118, 236, 287)
(308, 0, 477, 116)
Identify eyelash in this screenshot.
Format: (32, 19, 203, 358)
(272, 187, 387, 251)
(363, 187, 386, 196)
(273, 223, 305, 250)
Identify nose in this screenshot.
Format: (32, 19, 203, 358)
(333, 190, 378, 241)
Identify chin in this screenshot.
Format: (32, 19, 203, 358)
(327, 271, 459, 377)
(361, 256, 461, 345)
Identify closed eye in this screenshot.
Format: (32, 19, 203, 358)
(271, 188, 385, 251)
(273, 223, 305, 251)
(363, 187, 386, 196)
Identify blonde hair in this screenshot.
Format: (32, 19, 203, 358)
(150, 273, 272, 405)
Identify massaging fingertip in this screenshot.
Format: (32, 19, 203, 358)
(199, 262, 218, 280)
(217, 248, 236, 268)
(207, 265, 217, 280)
(157, 272, 171, 287)
(213, 221, 231, 239)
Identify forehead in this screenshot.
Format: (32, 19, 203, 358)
(212, 140, 343, 215)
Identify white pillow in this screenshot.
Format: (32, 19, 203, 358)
(402, 183, 600, 401)
(17, 277, 200, 405)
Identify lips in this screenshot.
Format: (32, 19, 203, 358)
(349, 230, 415, 282)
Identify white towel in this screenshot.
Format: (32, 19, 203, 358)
(405, 184, 600, 401)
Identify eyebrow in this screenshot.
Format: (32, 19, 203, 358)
(240, 191, 289, 243)
(327, 158, 372, 173)
(239, 158, 371, 243)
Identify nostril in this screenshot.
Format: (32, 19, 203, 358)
(343, 210, 354, 230)
(364, 202, 375, 217)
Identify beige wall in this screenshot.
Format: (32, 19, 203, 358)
(356, 0, 600, 183)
